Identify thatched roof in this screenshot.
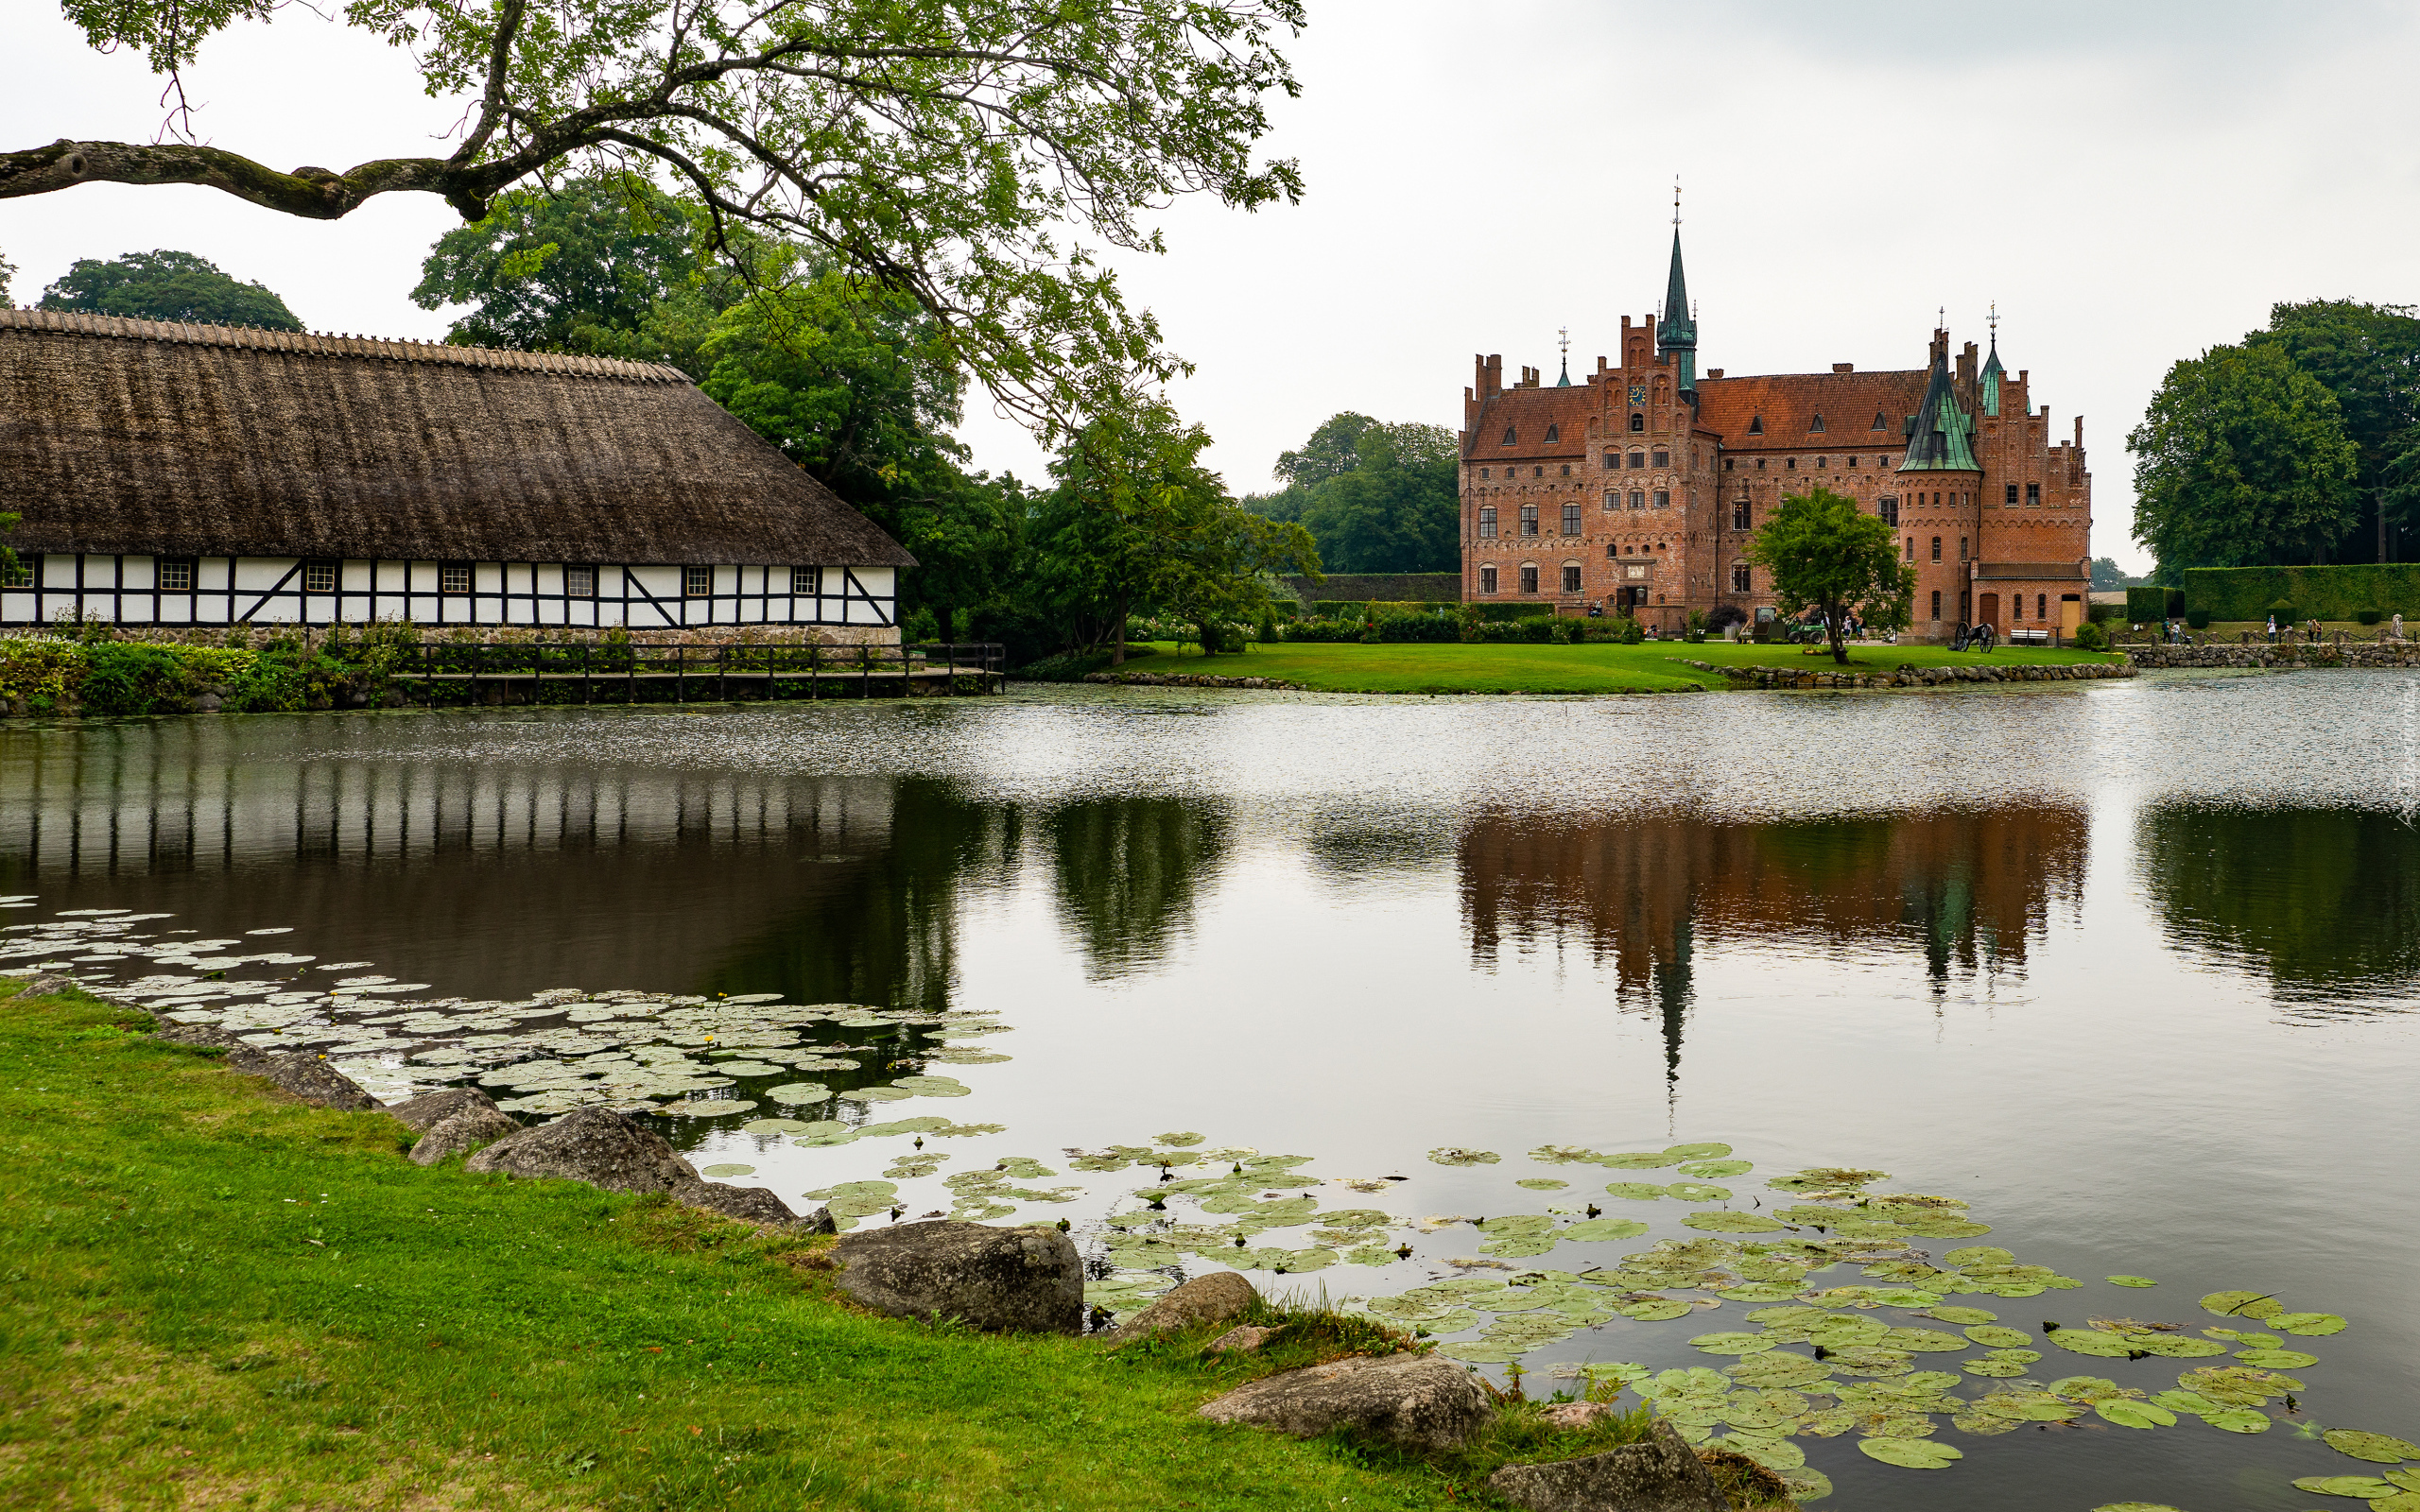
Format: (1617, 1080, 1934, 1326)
(0, 308, 913, 568)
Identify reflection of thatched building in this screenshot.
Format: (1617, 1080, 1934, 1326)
(1459, 807, 2088, 1007)
(0, 309, 911, 636)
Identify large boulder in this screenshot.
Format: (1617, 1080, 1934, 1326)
(1196, 1352, 1489, 1452)
(1109, 1272, 1257, 1342)
(465, 1107, 696, 1194)
(150, 1021, 252, 1054)
(9, 972, 77, 999)
(832, 1220, 1081, 1333)
(1485, 1420, 1728, 1512)
(673, 1177, 802, 1228)
(387, 1086, 502, 1132)
(253, 1052, 384, 1111)
(408, 1105, 524, 1166)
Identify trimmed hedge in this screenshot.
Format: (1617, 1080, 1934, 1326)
(2126, 587, 2184, 622)
(2183, 565, 2420, 622)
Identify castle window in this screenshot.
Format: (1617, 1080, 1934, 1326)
(1629, 490, 1646, 510)
(1724, 458, 1735, 471)
(1651, 448, 1668, 468)
(1786, 457, 1796, 469)
(1733, 563, 1752, 593)
(1931, 536, 1942, 562)
(1931, 590, 1942, 620)
(1603, 453, 1617, 470)
(1521, 565, 1539, 593)
(1563, 504, 1582, 535)
(1478, 507, 1497, 538)
(1653, 490, 1670, 509)
(1520, 504, 1539, 536)
(1871, 412, 1888, 430)
(1628, 451, 1645, 469)
(1561, 464, 1571, 476)
(1810, 415, 1825, 433)
(1748, 415, 1764, 434)
(1534, 466, 1545, 478)
(2005, 484, 2019, 505)
(1630, 412, 1645, 432)
(1563, 565, 1582, 593)
(1816, 456, 1827, 469)
(1733, 499, 1751, 529)
(1849, 457, 1858, 468)
(567, 565, 596, 597)
(1479, 468, 1490, 479)
(2028, 482, 2042, 506)
(157, 558, 195, 593)
(1904, 536, 1914, 560)
(1755, 458, 1766, 470)
(1880, 497, 1899, 526)
(1602, 491, 1618, 512)
(1606, 543, 1617, 558)
(2038, 593, 2048, 620)
(1959, 537, 1968, 562)
(1502, 427, 1516, 444)
(1545, 424, 1560, 443)
(1479, 565, 1498, 593)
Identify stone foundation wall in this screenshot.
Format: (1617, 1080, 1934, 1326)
(1681, 659, 2136, 692)
(2123, 642, 2420, 669)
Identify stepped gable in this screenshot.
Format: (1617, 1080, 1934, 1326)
(1463, 384, 1599, 462)
(1693, 369, 1927, 448)
(0, 306, 913, 569)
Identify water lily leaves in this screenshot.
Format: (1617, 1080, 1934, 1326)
(1715, 1433, 1805, 1472)
(1479, 1235, 1559, 1259)
(1527, 1144, 1602, 1164)
(2203, 1407, 2271, 1434)
(1858, 1437, 1962, 1469)
(738, 1118, 810, 1134)
(888, 1075, 970, 1098)
(1679, 1160, 1754, 1178)
(1604, 1182, 1669, 1201)
(1687, 1332, 1775, 1356)
(1925, 1306, 1998, 1325)
(1561, 1218, 1651, 1243)
(2047, 1328, 2135, 1358)
(2094, 1400, 2178, 1429)
(1666, 1182, 1734, 1203)
(2234, 1347, 2320, 1369)
(1963, 1325, 2033, 1349)
(1428, 1147, 1499, 1166)
(1980, 1393, 2082, 1422)
(1767, 1168, 1890, 1193)
(1945, 1246, 2015, 1267)
(2273, 1312, 2349, 1336)
(1154, 1131, 1204, 1147)
(1592, 1152, 1684, 1171)
(2325, 1430, 2420, 1464)
(1877, 1328, 1970, 1353)
(1684, 1211, 1785, 1233)
(1515, 1178, 1569, 1191)
(1723, 1353, 1831, 1389)
(1962, 1357, 2030, 1377)
(2106, 1275, 2159, 1288)
(2294, 1478, 2403, 1499)
(765, 1082, 832, 1104)
(1436, 1342, 1522, 1363)
(2179, 1366, 2303, 1405)
(2199, 1290, 2285, 1319)
(1663, 1143, 1734, 1160)
(1616, 1297, 1695, 1322)
(2126, 1334, 2228, 1359)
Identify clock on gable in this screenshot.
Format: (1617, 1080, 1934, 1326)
(1628, 385, 1648, 406)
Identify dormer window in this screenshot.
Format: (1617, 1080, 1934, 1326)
(1748, 416, 1764, 435)
(1871, 411, 1888, 430)
(1502, 426, 1516, 445)
(1545, 423, 1560, 443)
(1810, 414, 1826, 433)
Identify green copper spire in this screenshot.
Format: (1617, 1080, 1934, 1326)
(1897, 341, 1979, 472)
(1979, 304, 2004, 417)
(1656, 184, 1697, 391)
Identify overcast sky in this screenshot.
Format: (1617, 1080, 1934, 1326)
(6, 0, 2416, 575)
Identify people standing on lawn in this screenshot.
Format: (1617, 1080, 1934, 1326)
(2396, 612, 2406, 641)
(2267, 613, 2278, 642)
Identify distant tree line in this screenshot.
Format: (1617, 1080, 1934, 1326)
(2133, 301, 2420, 581)
(1241, 412, 1460, 575)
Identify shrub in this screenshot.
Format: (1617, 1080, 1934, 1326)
(2071, 620, 2110, 651)
(2266, 597, 2297, 622)
(1371, 610, 1458, 643)
(1255, 606, 1279, 644)
(0, 637, 87, 714)
(79, 642, 209, 715)
(1617, 616, 1643, 644)
(1703, 604, 1747, 634)
(1279, 617, 1364, 644)
(2358, 610, 2384, 626)
(2187, 610, 2212, 628)
(2183, 564, 2420, 622)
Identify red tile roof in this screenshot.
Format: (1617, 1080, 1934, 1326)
(1694, 369, 1928, 452)
(1463, 386, 1601, 460)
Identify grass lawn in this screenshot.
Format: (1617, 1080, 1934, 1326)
(1129, 639, 2127, 696)
(0, 983, 1737, 1512)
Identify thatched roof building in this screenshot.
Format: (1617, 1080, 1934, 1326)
(0, 308, 911, 632)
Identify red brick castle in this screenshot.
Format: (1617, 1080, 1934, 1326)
(1459, 225, 2092, 640)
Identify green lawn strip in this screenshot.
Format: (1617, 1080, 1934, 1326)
(0, 985, 1720, 1511)
(1135, 640, 2122, 695)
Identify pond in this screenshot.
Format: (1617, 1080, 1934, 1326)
(6, 671, 2420, 1510)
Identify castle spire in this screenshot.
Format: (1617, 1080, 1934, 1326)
(1979, 302, 2005, 417)
(1656, 180, 1697, 391)
(1897, 332, 1979, 472)
(1556, 325, 1572, 387)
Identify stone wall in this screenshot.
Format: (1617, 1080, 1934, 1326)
(1681, 659, 2135, 692)
(2123, 642, 2420, 670)
(37, 623, 904, 650)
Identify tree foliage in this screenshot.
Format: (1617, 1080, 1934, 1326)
(0, 246, 15, 304)
(1745, 487, 1916, 665)
(9, 0, 1305, 430)
(36, 249, 301, 329)
(2247, 300, 2420, 558)
(1248, 412, 1458, 573)
(2088, 557, 2140, 590)
(2130, 341, 2360, 575)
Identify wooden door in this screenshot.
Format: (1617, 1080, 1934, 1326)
(1979, 593, 2000, 630)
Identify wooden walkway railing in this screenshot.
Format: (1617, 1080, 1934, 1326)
(385, 641, 1007, 704)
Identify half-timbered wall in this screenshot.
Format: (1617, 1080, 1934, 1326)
(0, 556, 896, 629)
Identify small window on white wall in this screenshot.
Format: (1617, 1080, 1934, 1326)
(1, 559, 31, 589)
(790, 566, 819, 595)
(303, 560, 337, 593)
(565, 565, 596, 598)
(684, 565, 713, 597)
(157, 558, 194, 593)
(440, 563, 471, 594)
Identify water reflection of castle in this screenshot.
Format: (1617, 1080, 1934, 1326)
(1459, 809, 2089, 1067)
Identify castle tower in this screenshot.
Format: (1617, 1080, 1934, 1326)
(1655, 228, 1697, 393)
(1897, 330, 1985, 630)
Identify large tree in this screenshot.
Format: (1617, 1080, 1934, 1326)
(5, 0, 1304, 429)
(1745, 487, 1916, 665)
(1247, 413, 1459, 573)
(2248, 300, 2420, 559)
(2130, 341, 2360, 576)
(37, 249, 302, 329)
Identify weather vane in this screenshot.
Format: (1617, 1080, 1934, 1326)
(1989, 301, 1999, 338)
(1672, 177, 1682, 228)
(1558, 326, 1570, 359)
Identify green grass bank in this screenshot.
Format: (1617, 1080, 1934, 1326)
(1110, 641, 2125, 696)
(0, 982, 1786, 1511)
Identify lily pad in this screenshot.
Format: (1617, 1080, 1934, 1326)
(1925, 1306, 1998, 1325)
(2291, 1477, 2400, 1499)
(1428, 1147, 1499, 1166)
(1962, 1358, 2030, 1377)
(1724, 1352, 1832, 1388)
(764, 1082, 832, 1104)
(2046, 1328, 2135, 1358)
(2324, 1430, 2420, 1463)
(1683, 1211, 1785, 1234)
(2105, 1275, 2158, 1288)
(1514, 1178, 1568, 1192)
(2199, 1290, 2284, 1319)
(1561, 1218, 1651, 1243)
(1857, 1437, 1962, 1469)
(2235, 1348, 2320, 1369)
(1615, 1298, 1694, 1322)
(2094, 1400, 2178, 1429)
(1154, 1132, 1204, 1146)
(1436, 1342, 1521, 1363)
(1964, 1325, 2032, 1349)
(1663, 1143, 1734, 1160)
(699, 1163, 756, 1177)
(1665, 1182, 1732, 1203)
(1687, 1332, 1775, 1356)
(838, 1086, 913, 1103)
(1597, 1152, 1685, 1170)
(2202, 1407, 2271, 1434)
(2272, 1311, 2349, 1336)
(1604, 1182, 1669, 1201)
(1678, 1160, 1753, 1178)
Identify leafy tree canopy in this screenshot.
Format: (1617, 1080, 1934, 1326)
(412, 174, 744, 377)
(1745, 486, 1916, 665)
(2248, 300, 2420, 555)
(2130, 341, 2360, 575)
(36, 249, 301, 329)
(1248, 413, 1458, 573)
(7, 0, 1305, 432)
(0, 246, 15, 304)
(2088, 557, 2141, 590)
